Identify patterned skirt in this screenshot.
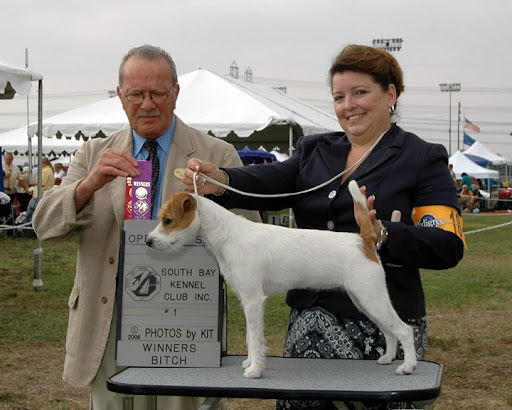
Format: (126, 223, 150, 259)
(276, 306, 427, 410)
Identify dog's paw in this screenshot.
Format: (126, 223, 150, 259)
(242, 357, 251, 369)
(243, 366, 263, 379)
(395, 361, 416, 375)
(377, 354, 394, 365)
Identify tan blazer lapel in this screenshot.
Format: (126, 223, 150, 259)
(161, 117, 195, 202)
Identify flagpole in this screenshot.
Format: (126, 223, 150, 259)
(457, 102, 461, 151)
(439, 83, 461, 155)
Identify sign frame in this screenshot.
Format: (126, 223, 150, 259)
(116, 220, 224, 368)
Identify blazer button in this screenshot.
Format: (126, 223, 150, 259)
(328, 190, 337, 199)
(327, 220, 335, 230)
(109, 257, 115, 264)
(102, 297, 108, 304)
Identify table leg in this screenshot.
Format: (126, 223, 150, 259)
(413, 400, 436, 409)
(198, 397, 222, 410)
(147, 395, 157, 409)
(119, 394, 134, 410)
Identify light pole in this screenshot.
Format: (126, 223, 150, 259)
(372, 38, 403, 52)
(439, 83, 461, 155)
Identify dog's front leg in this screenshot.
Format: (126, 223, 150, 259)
(240, 294, 268, 378)
(242, 315, 252, 370)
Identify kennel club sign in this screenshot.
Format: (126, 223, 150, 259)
(116, 220, 222, 368)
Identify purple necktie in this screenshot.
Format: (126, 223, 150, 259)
(143, 140, 159, 213)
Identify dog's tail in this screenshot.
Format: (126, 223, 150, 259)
(348, 180, 380, 263)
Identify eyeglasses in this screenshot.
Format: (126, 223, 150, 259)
(121, 88, 174, 105)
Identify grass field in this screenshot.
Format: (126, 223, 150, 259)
(0, 213, 511, 409)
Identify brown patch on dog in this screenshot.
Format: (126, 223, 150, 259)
(158, 192, 197, 233)
(354, 201, 380, 264)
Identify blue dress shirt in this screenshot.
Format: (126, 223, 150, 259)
(132, 117, 176, 219)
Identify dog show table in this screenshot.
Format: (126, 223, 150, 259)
(107, 355, 443, 409)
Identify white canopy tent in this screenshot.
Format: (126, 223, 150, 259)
(17, 68, 338, 155)
(25, 96, 128, 143)
(0, 62, 44, 165)
(464, 141, 509, 165)
(0, 61, 44, 291)
(0, 61, 42, 96)
(449, 150, 499, 179)
(0, 125, 82, 164)
(174, 69, 339, 151)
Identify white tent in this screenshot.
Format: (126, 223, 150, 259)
(0, 61, 42, 96)
(175, 69, 339, 141)
(449, 150, 499, 179)
(17, 69, 338, 154)
(25, 96, 128, 143)
(0, 125, 81, 163)
(464, 140, 509, 165)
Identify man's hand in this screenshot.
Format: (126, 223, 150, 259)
(75, 149, 139, 211)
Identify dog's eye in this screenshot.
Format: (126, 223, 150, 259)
(163, 218, 172, 225)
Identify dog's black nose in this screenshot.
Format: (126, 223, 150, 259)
(146, 237, 153, 247)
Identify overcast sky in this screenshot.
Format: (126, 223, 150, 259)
(2, 0, 512, 159)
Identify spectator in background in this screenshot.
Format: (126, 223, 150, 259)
(16, 166, 32, 212)
(470, 175, 481, 193)
(33, 157, 55, 198)
(460, 172, 472, 191)
(54, 163, 66, 180)
(458, 184, 476, 212)
(2, 151, 29, 203)
(448, 164, 459, 187)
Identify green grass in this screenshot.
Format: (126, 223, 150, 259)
(226, 288, 289, 355)
(422, 214, 512, 311)
(0, 234, 77, 347)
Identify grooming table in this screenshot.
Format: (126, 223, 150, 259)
(107, 355, 443, 409)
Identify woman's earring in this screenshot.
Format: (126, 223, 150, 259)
(389, 105, 395, 114)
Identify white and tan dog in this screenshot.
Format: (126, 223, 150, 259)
(146, 180, 417, 378)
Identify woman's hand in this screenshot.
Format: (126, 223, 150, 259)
(183, 158, 228, 195)
(353, 185, 386, 244)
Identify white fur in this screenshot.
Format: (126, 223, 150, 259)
(147, 181, 417, 378)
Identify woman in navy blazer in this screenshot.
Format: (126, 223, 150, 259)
(185, 44, 465, 409)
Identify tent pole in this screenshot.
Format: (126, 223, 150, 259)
(26, 49, 34, 184)
(34, 78, 43, 292)
(27, 96, 34, 184)
(288, 124, 293, 228)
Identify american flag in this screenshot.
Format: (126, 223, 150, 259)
(464, 117, 481, 133)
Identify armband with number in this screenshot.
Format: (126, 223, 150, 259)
(411, 205, 466, 248)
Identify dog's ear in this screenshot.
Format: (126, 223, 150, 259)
(181, 194, 197, 212)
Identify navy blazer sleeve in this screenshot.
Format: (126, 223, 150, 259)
(379, 142, 464, 270)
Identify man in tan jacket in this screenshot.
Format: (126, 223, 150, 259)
(33, 45, 259, 409)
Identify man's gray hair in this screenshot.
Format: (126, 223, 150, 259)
(118, 45, 178, 87)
